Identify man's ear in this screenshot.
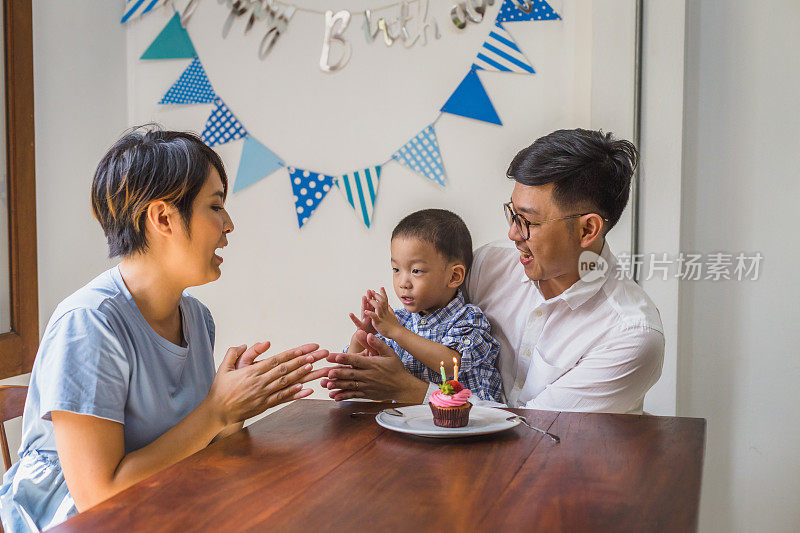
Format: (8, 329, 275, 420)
(579, 214, 605, 248)
(145, 200, 175, 238)
(448, 264, 466, 288)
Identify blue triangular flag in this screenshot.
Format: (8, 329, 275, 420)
(288, 167, 337, 228)
(140, 12, 196, 59)
(201, 97, 247, 147)
(473, 22, 535, 74)
(121, 0, 166, 24)
(337, 166, 382, 228)
(441, 68, 502, 126)
(233, 136, 285, 193)
(495, 0, 561, 23)
(159, 57, 216, 104)
(392, 125, 447, 187)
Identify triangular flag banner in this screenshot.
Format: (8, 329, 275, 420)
(392, 125, 447, 187)
(441, 68, 502, 126)
(140, 12, 196, 59)
(233, 136, 285, 193)
(473, 22, 535, 74)
(201, 97, 247, 147)
(288, 167, 337, 228)
(337, 166, 382, 228)
(159, 57, 216, 104)
(495, 0, 561, 23)
(121, 0, 166, 24)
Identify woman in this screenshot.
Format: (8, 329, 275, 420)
(0, 127, 328, 532)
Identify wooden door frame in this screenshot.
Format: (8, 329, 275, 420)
(0, 0, 38, 379)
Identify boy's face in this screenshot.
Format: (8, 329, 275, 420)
(390, 237, 463, 314)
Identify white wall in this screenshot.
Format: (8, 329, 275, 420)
(679, 1, 800, 531)
(639, 0, 686, 415)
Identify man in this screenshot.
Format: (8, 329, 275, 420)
(324, 128, 664, 414)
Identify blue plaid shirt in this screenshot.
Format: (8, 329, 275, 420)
(376, 290, 502, 402)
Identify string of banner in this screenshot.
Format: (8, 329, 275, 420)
(123, 0, 560, 228)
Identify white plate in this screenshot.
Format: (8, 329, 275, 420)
(375, 405, 520, 438)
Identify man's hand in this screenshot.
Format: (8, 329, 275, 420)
(364, 287, 402, 339)
(321, 330, 428, 403)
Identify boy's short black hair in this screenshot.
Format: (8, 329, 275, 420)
(91, 124, 228, 258)
(506, 128, 638, 232)
(391, 209, 473, 275)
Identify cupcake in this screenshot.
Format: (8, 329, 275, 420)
(429, 380, 472, 428)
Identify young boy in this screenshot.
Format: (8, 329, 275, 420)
(347, 209, 502, 402)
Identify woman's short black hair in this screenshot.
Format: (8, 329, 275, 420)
(391, 209, 473, 276)
(91, 124, 228, 258)
(506, 128, 638, 231)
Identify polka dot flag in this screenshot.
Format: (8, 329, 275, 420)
(288, 168, 336, 228)
(392, 124, 447, 187)
(495, 0, 561, 23)
(337, 166, 382, 228)
(159, 57, 216, 104)
(201, 97, 247, 147)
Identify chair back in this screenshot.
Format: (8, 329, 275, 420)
(0, 385, 28, 471)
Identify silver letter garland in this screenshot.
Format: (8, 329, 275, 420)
(450, 0, 495, 30)
(181, 0, 450, 71)
(320, 10, 352, 73)
(363, 0, 441, 49)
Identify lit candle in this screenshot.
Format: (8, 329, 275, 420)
(439, 360, 447, 383)
(452, 356, 459, 382)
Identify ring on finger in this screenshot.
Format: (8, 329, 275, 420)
(354, 380, 359, 391)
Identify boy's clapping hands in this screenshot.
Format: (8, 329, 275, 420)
(348, 291, 378, 336)
(347, 288, 402, 356)
(362, 287, 402, 339)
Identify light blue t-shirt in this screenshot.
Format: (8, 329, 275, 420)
(0, 266, 216, 532)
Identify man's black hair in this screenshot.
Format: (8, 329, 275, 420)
(391, 209, 473, 275)
(506, 128, 638, 231)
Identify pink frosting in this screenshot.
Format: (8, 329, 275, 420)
(430, 388, 472, 407)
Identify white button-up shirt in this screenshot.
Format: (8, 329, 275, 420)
(465, 240, 664, 414)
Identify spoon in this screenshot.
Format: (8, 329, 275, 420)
(350, 408, 404, 418)
(506, 415, 560, 443)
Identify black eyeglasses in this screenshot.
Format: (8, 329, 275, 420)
(503, 201, 608, 240)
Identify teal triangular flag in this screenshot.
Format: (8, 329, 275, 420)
(233, 136, 285, 193)
(441, 68, 502, 126)
(141, 12, 196, 59)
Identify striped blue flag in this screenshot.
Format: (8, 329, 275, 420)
(337, 166, 382, 228)
(473, 23, 535, 74)
(121, 0, 166, 24)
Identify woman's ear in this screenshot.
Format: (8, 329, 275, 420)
(145, 200, 175, 238)
(579, 213, 604, 248)
(448, 264, 466, 288)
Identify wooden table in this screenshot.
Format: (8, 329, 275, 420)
(52, 400, 706, 532)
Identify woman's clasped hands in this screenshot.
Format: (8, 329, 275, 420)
(205, 341, 330, 426)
